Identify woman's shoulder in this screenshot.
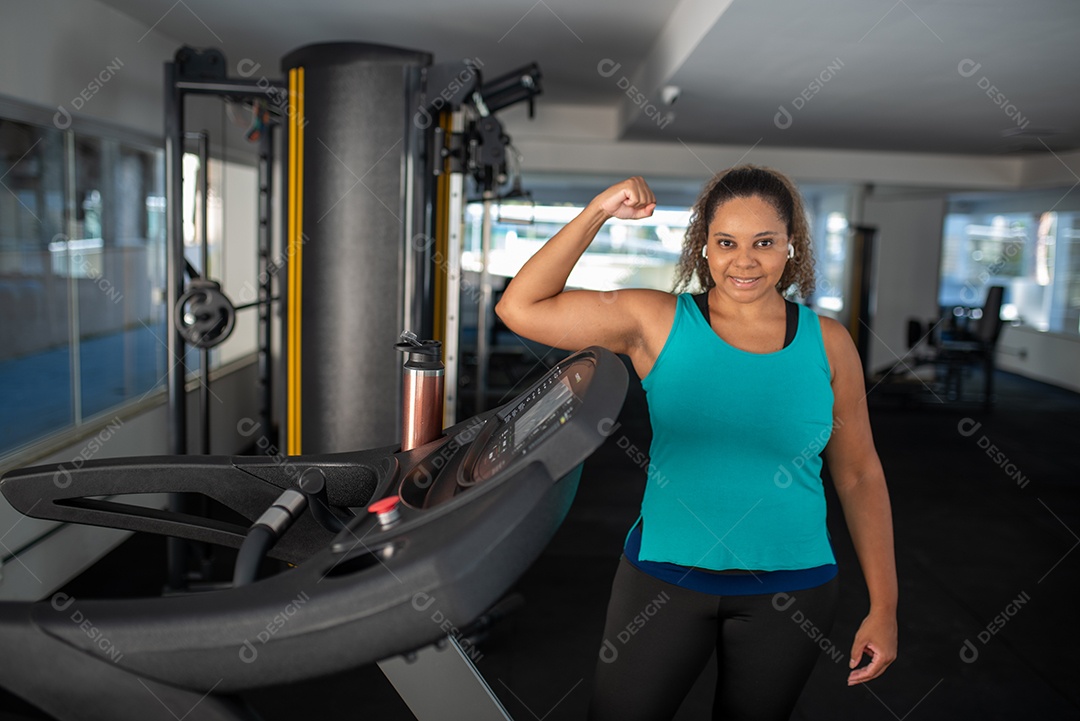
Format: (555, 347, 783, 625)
(811, 312, 860, 381)
(814, 312, 851, 344)
(622, 289, 680, 330)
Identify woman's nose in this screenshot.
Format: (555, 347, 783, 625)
(733, 247, 757, 267)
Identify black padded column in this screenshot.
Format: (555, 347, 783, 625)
(282, 42, 431, 453)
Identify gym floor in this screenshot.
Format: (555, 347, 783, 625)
(2, 366, 1077, 720)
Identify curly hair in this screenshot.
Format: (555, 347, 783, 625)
(672, 165, 815, 298)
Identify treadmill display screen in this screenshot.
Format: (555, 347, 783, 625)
(468, 359, 591, 483)
(513, 376, 573, 452)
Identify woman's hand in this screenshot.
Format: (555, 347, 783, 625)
(847, 610, 897, 685)
(594, 177, 657, 220)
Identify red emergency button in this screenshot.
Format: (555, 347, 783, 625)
(368, 495, 402, 527)
(368, 495, 400, 514)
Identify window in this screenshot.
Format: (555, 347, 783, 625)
(0, 116, 167, 458)
(814, 211, 850, 313)
(456, 199, 689, 416)
(463, 201, 689, 292)
(940, 200, 1080, 335)
(799, 187, 852, 315)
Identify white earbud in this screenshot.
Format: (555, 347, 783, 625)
(701, 245, 708, 259)
(787, 244, 795, 259)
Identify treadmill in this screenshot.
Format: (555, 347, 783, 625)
(0, 346, 627, 721)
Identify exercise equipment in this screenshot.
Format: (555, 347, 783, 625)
(176, 278, 236, 349)
(0, 345, 627, 721)
(280, 42, 433, 455)
(847, 224, 876, 380)
(160, 42, 541, 589)
(163, 43, 542, 459)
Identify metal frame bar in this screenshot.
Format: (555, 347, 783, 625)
(475, 192, 495, 413)
(164, 61, 186, 458)
(257, 124, 275, 434)
(163, 63, 287, 588)
(443, 144, 465, 426)
(378, 636, 512, 721)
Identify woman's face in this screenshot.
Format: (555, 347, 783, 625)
(703, 194, 792, 305)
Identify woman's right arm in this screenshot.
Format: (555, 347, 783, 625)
(495, 177, 663, 355)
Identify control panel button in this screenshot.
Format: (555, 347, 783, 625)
(368, 495, 402, 527)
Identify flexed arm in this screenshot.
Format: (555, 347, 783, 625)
(495, 177, 662, 354)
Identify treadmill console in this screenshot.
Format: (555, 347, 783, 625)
(466, 355, 594, 484)
(398, 348, 623, 509)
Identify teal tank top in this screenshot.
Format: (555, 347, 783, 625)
(638, 293, 836, 571)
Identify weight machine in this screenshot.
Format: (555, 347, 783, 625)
(160, 42, 541, 587)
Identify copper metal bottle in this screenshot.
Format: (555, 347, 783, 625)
(396, 331, 444, 452)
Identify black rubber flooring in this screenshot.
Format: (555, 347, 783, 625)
(2, 367, 1077, 720)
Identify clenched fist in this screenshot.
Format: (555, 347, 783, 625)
(594, 177, 656, 220)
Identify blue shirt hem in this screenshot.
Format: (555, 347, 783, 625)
(624, 522, 837, 596)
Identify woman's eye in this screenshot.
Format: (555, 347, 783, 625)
(757, 239, 774, 247)
(718, 239, 733, 247)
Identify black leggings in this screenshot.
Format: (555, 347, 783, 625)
(588, 557, 840, 721)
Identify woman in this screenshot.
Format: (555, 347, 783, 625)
(495, 166, 897, 720)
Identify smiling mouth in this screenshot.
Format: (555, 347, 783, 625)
(728, 276, 762, 288)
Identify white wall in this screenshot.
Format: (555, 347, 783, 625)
(511, 135, 1026, 189)
(500, 103, 1080, 190)
(0, 0, 258, 160)
(0, 0, 178, 137)
(215, 160, 261, 367)
(861, 193, 949, 375)
(996, 325, 1080, 394)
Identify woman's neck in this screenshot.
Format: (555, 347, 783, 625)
(706, 287, 786, 324)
